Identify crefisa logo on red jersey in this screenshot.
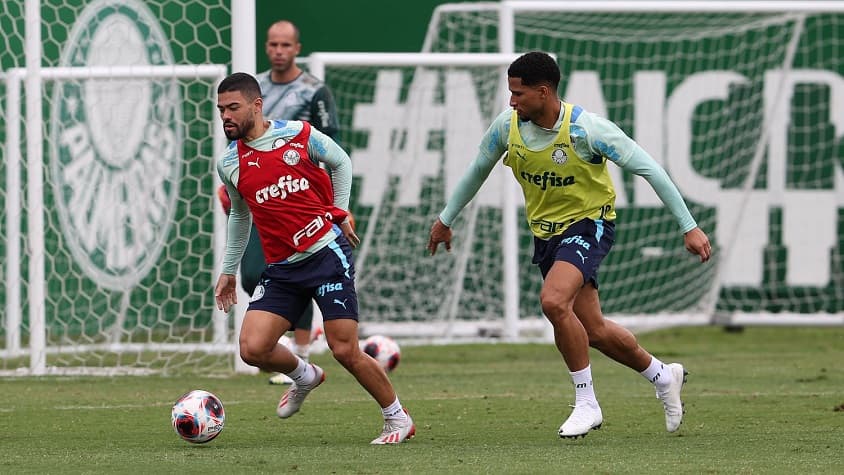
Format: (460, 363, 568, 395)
(254, 175, 310, 203)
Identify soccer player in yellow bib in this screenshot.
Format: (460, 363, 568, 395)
(427, 51, 712, 439)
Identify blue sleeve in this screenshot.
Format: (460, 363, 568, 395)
(439, 111, 510, 226)
(616, 146, 697, 233)
(578, 112, 698, 233)
(309, 127, 352, 211)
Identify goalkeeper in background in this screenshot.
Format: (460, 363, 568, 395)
(427, 52, 711, 439)
(218, 19, 340, 385)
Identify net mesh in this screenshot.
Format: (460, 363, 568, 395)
(1, 0, 231, 375)
(326, 6, 844, 337)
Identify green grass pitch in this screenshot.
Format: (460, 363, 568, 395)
(2, 326, 843, 474)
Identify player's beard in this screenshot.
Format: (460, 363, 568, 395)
(223, 116, 255, 141)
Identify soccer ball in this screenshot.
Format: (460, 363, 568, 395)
(171, 390, 225, 444)
(362, 335, 401, 372)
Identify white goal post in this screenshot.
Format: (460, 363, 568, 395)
(0, 0, 236, 376)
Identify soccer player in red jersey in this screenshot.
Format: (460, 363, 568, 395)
(214, 72, 414, 444)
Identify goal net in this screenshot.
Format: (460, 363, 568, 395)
(320, 1, 844, 341)
(308, 52, 533, 341)
(1, 0, 231, 375)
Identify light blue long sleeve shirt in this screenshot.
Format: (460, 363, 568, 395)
(216, 120, 352, 274)
(439, 104, 698, 234)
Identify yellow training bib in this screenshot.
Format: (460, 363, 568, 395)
(502, 103, 617, 238)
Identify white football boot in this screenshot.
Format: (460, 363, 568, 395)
(276, 364, 325, 419)
(656, 363, 688, 432)
(558, 402, 603, 439)
(370, 409, 416, 445)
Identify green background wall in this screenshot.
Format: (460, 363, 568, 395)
(254, 0, 481, 69)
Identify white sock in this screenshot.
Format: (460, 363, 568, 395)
(570, 365, 597, 406)
(286, 357, 316, 386)
(640, 356, 673, 391)
(381, 397, 407, 421)
(293, 343, 310, 362)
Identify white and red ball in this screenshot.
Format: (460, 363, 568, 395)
(171, 390, 225, 444)
(362, 335, 401, 372)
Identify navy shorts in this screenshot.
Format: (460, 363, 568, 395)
(532, 219, 615, 288)
(247, 234, 359, 326)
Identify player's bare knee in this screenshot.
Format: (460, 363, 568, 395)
(238, 338, 273, 366)
(540, 296, 574, 324)
(329, 341, 357, 367)
(239, 345, 263, 367)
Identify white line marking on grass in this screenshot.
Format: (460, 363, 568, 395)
(54, 400, 248, 411)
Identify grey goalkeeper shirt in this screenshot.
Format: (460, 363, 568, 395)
(255, 70, 340, 140)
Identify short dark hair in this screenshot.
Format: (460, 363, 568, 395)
(217, 72, 262, 101)
(507, 52, 560, 91)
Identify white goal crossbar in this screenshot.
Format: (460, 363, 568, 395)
(306, 52, 541, 80)
(429, 1, 844, 15)
(505, 1, 844, 14)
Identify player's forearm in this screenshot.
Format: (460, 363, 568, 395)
(439, 152, 498, 226)
(620, 146, 698, 233)
(329, 160, 352, 210)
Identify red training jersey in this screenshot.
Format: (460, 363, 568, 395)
(235, 122, 348, 263)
